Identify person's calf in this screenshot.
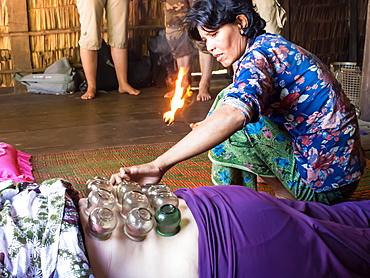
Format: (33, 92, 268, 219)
(164, 77, 191, 98)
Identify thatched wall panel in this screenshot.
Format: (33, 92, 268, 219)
(0, 0, 368, 90)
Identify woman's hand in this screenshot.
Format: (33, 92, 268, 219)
(110, 162, 164, 185)
(189, 120, 204, 129)
(111, 104, 245, 186)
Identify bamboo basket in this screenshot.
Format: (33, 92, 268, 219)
(330, 62, 362, 107)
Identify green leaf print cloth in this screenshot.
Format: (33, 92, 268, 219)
(0, 179, 93, 277)
(208, 87, 299, 189)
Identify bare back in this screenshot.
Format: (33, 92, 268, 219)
(79, 198, 199, 278)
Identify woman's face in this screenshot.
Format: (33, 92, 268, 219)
(197, 18, 248, 67)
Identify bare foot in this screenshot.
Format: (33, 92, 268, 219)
(118, 83, 141, 95)
(164, 90, 174, 98)
(81, 89, 96, 100)
(197, 81, 211, 101)
(196, 91, 212, 101)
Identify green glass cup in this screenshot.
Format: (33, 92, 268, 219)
(155, 204, 181, 237)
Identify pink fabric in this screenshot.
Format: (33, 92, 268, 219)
(0, 142, 34, 183)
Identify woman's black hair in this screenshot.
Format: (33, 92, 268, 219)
(184, 0, 266, 41)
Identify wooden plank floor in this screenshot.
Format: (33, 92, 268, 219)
(1, 75, 369, 159)
(0, 76, 230, 155)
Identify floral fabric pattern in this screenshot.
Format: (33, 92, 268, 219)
(209, 89, 316, 200)
(0, 179, 94, 277)
(209, 91, 358, 204)
(219, 33, 365, 192)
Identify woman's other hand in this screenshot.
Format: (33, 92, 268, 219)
(189, 121, 204, 129)
(110, 162, 164, 185)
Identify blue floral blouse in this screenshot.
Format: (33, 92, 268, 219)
(222, 33, 365, 192)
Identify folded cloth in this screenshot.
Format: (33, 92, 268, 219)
(175, 186, 370, 278)
(0, 142, 34, 183)
(0, 178, 93, 277)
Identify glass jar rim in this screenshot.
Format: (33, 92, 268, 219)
(159, 204, 177, 214)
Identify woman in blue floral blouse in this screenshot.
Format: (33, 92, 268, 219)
(111, 0, 366, 205)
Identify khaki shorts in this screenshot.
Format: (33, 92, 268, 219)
(253, 0, 287, 35)
(76, 0, 129, 50)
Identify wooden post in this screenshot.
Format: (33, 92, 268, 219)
(349, 0, 358, 62)
(359, 0, 370, 121)
(7, 0, 32, 93)
(280, 0, 290, 40)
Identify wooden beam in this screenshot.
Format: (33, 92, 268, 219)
(0, 25, 164, 38)
(7, 0, 32, 93)
(359, 0, 370, 121)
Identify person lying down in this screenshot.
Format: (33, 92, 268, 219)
(80, 185, 370, 278)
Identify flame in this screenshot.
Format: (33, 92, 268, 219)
(163, 67, 193, 125)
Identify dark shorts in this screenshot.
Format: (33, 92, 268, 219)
(164, 0, 208, 58)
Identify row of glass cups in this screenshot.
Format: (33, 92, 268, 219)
(84, 176, 181, 241)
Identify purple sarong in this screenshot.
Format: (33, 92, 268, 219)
(175, 186, 370, 278)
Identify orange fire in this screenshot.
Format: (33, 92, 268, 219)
(163, 67, 193, 125)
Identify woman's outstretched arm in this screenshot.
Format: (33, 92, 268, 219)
(110, 104, 246, 185)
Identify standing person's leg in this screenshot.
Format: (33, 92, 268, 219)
(110, 47, 141, 95)
(76, 0, 105, 100)
(164, 0, 195, 98)
(80, 48, 98, 99)
(175, 54, 192, 88)
(107, 0, 140, 95)
(163, 55, 192, 99)
(197, 51, 213, 101)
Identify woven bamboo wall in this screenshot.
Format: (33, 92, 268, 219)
(0, 0, 368, 89)
(27, 0, 164, 68)
(125, 0, 164, 55)
(288, 0, 368, 65)
(0, 0, 12, 87)
(0, 0, 164, 88)
(28, 0, 80, 69)
(357, 0, 368, 64)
